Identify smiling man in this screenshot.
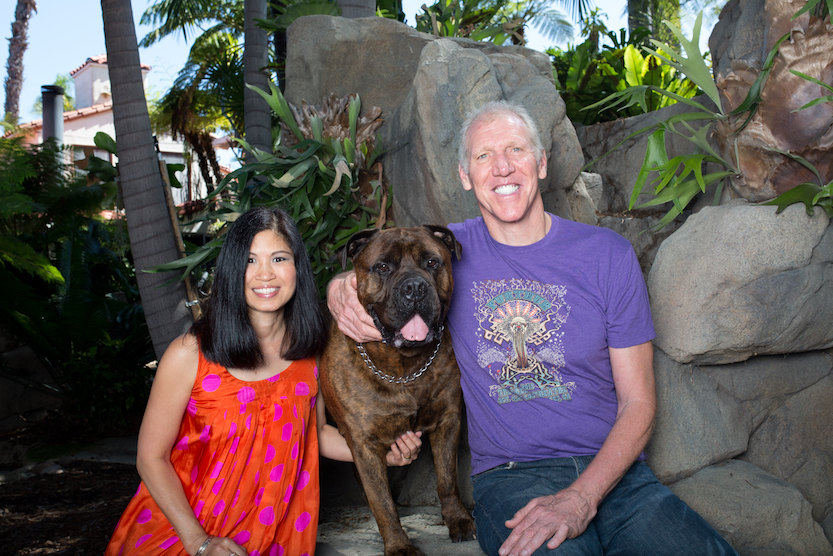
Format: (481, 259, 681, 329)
(328, 101, 739, 556)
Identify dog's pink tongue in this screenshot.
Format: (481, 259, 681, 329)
(401, 314, 429, 342)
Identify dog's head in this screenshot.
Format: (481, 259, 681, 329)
(344, 225, 461, 349)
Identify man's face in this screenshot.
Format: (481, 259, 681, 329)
(458, 113, 547, 229)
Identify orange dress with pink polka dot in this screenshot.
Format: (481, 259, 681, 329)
(105, 351, 320, 556)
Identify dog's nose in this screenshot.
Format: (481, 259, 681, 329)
(401, 276, 427, 302)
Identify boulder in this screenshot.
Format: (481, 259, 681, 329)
(670, 459, 833, 555)
(648, 203, 833, 364)
(739, 373, 833, 528)
(647, 349, 750, 483)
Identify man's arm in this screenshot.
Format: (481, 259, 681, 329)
(327, 271, 382, 343)
(498, 341, 656, 556)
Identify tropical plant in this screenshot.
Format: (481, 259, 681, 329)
(586, 11, 792, 230)
(0, 136, 155, 432)
(151, 86, 390, 298)
(548, 14, 696, 125)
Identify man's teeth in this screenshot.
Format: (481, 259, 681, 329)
(495, 184, 519, 194)
(254, 287, 277, 294)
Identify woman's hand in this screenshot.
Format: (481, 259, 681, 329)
(192, 534, 248, 556)
(386, 431, 423, 466)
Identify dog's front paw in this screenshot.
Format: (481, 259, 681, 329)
(447, 515, 477, 543)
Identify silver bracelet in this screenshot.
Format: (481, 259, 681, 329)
(194, 536, 214, 556)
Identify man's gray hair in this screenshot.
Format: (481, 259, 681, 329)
(458, 100, 545, 174)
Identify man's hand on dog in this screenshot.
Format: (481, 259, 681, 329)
(386, 430, 423, 466)
(328, 272, 382, 343)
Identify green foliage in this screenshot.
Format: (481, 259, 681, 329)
(586, 12, 791, 230)
(415, 0, 512, 43)
(151, 85, 390, 298)
(0, 136, 154, 432)
(548, 14, 698, 125)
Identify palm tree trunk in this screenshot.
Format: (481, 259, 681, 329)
(4, 0, 37, 122)
(337, 0, 375, 18)
(244, 0, 272, 154)
(101, 0, 193, 359)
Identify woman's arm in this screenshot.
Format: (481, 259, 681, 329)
(135, 334, 247, 556)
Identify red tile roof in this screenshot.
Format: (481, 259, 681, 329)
(70, 55, 152, 76)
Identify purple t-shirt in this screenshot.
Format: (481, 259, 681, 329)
(447, 215, 655, 475)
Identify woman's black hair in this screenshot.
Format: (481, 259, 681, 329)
(191, 206, 326, 369)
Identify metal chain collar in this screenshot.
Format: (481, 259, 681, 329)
(355, 325, 444, 384)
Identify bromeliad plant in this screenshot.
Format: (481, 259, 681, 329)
(151, 84, 391, 297)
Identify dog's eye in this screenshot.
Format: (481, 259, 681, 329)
(375, 262, 391, 274)
(426, 258, 439, 269)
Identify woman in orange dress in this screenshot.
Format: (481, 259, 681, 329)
(105, 207, 421, 556)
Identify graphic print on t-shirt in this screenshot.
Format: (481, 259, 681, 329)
(471, 278, 576, 404)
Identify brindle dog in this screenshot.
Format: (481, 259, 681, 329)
(320, 225, 476, 556)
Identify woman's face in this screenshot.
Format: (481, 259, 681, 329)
(244, 230, 297, 317)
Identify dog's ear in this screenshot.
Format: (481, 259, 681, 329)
(342, 228, 379, 268)
(422, 225, 462, 261)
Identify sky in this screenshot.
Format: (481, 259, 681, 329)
(1, 0, 636, 124)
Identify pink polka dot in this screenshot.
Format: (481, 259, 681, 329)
(295, 381, 310, 396)
(190, 464, 199, 483)
(297, 470, 310, 490)
(199, 425, 211, 443)
(227, 422, 237, 439)
(137, 508, 152, 524)
(239, 404, 247, 414)
(311, 396, 317, 409)
(134, 484, 141, 497)
(232, 489, 240, 508)
(246, 413, 252, 429)
(314, 364, 319, 378)
(213, 499, 225, 516)
(187, 398, 197, 416)
(259, 506, 275, 525)
(255, 471, 260, 483)
(209, 461, 223, 479)
(212, 478, 225, 495)
(293, 404, 298, 419)
(284, 484, 293, 503)
(265, 444, 276, 463)
(159, 536, 179, 549)
(291, 441, 299, 460)
(238, 386, 256, 403)
(295, 511, 312, 532)
(273, 404, 283, 421)
(202, 374, 221, 392)
(268, 373, 280, 382)
(194, 500, 204, 517)
(269, 464, 284, 482)
(281, 422, 293, 442)
(251, 552, 261, 556)
(255, 487, 265, 505)
(234, 530, 251, 544)
(135, 534, 153, 548)
(230, 437, 240, 454)
(175, 436, 189, 451)
(236, 510, 247, 525)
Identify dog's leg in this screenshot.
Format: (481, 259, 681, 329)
(350, 440, 425, 556)
(431, 410, 477, 543)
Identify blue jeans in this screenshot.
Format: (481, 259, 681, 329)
(471, 457, 739, 556)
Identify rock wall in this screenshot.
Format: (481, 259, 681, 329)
(285, 14, 833, 555)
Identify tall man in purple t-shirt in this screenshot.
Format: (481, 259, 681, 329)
(328, 101, 738, 556)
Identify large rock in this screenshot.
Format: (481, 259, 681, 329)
(647, 350, 749, 483)
(285, 16, 585, 228)
(670, 460, 833, 556)
(740, 372, 833, 529)
(648, 203, 833, 364)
